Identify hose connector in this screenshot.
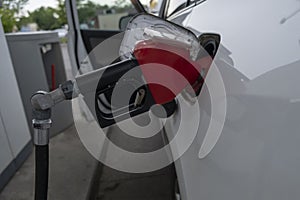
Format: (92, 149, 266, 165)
(32, 119, 52, 146)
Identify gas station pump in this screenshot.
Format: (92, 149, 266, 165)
(31, 14, 220, 200)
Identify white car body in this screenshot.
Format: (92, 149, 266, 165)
(166, 0, 300, 199)
(66, 0, 300, 199)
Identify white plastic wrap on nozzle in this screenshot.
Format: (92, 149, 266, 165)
(119, 14, 200, 61)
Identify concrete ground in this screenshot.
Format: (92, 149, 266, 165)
(0, 44, 98, 200)
(0, 125, 98, 200)
(0, 44, 176, 200)
(88, 121, 176, 200)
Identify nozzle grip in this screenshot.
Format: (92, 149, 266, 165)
(96, 59, 139, 93)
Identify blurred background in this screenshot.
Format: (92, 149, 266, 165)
(0, 0, 138, 38)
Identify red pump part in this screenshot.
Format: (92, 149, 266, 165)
(133, 40, 212, 105)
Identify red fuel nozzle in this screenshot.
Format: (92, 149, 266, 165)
(134, 40, 212, 105)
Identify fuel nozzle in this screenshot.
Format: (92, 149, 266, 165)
(119, 14, 213, 105)
(79, 14, 216, 128)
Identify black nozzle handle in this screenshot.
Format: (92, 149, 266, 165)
(96, 59, 139, 93)
(75, 59, 139, 95)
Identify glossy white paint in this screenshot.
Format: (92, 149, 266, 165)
(66, 0, 300, 199)
(187, 0, 300, 80)
(165, 0, 300, 199)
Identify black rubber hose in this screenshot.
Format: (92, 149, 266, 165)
(34, 145, 49, 200)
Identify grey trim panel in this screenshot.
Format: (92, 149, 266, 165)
(0, 142, 32, 192)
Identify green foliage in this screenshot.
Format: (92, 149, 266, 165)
(23, 0, 67, 30)
(16, 13, 31, 29)
(113, 0, 128, 7)
(1, 0, 29, 12)
(60, 36, 68, 43)
(1, 0, 67, 32)
(78, 1, 96, 24)
(77, 0, 133, 26)
(0, 8, 16, 32)
(56, 0, 67, 27)
(112, 0, 134, 13)
(29, 7, 61, 30)
(77, 1, 108, 24)
(0, 0, 28, 32)
(1, 0, 134, 32)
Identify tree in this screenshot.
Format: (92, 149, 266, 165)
(0, 0, 28, 32)
(77, 1, 108, 24)
(16, 14, 30, 29)
(112, 0, 133, 13)
(17, 0, 67, 31)
(113, 0, 128, 8)
(1, 0, 28, 13)
(29, 7, 61, 30)
(56, 0, 67, 27)
(0, 8, 16, 32)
